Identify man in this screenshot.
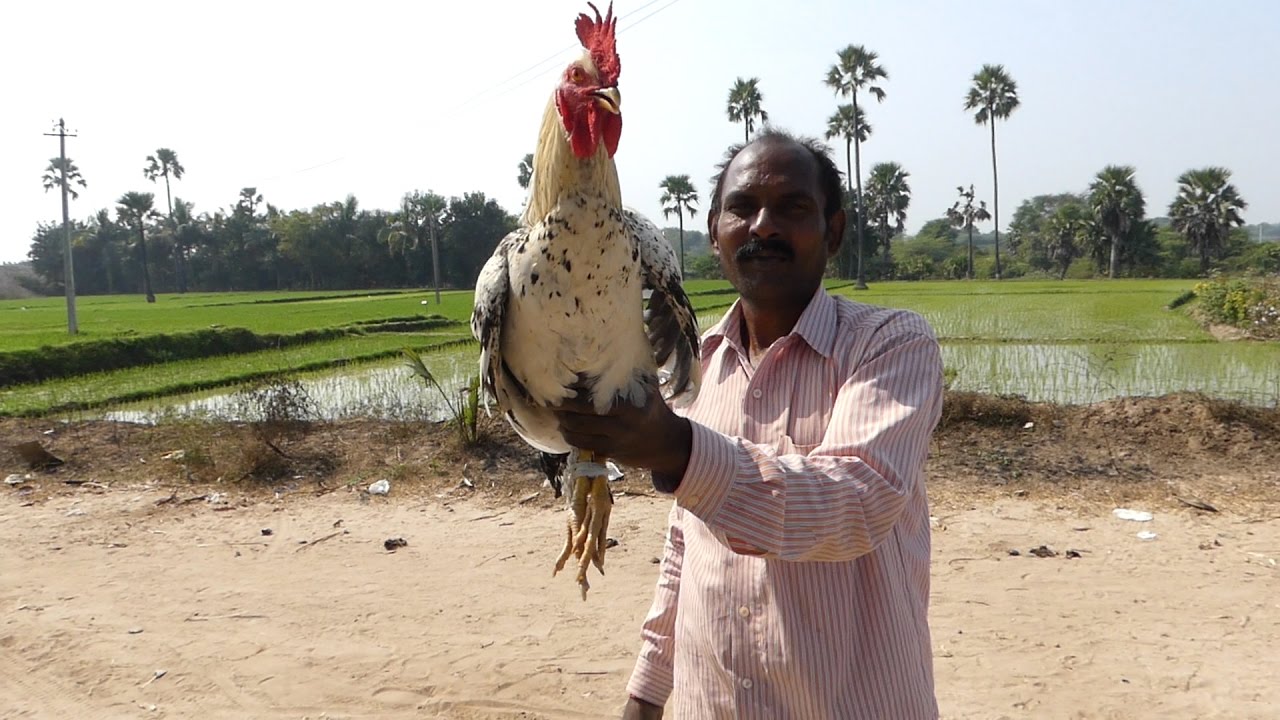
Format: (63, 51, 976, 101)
(555, 129, 943, 719)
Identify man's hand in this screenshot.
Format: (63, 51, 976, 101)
(621, 696, 664, 719)
(554, 380, 691, 493)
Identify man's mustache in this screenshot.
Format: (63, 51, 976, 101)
(735, 237, 794, 261)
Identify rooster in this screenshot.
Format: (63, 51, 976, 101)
(471, 2, 700, 599)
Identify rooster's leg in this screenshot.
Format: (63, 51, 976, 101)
(552, 466, 589, 576)
(551, 450, 613, 599)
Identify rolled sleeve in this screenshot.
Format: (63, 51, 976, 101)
(626, 657, 674, 707)
(672, 421, 736, 521)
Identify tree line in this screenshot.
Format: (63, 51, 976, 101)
(714, 48, 1266, 282)
(32, 149, 517, 298)
(34, 42, 1274, 299)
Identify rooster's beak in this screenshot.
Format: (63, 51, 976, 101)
(592, 87, 621, 114)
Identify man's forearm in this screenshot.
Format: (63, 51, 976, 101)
(622, 696, 664, 719)
(650, 416, 691, 493)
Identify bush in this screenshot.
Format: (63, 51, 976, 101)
(939, 257, 968, 280)
(1064, 257, 1099, 280)
(995, 258, 1029, 279)
(1192, 275, 1280, 337)
(894, 256, 935, 281)
(1194, 277, 1256, 325)
(1227, 242, 1280, 275)
(684, 253, 723, 280)
(231, 375, 321, 480)
(1167, 258, 1202, 279)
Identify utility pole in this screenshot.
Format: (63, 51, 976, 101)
(44, 118, 78, 335)
(428, 215, 441, 305)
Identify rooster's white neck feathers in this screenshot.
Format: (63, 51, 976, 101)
(522, 91, 622, 226)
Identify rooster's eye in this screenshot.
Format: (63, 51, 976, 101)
(569, 66, 587, 84)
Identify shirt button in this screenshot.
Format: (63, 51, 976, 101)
(751, 388, 762, 399)
(686, 494, 700, 505)
(738, 606, 751, 618)
(741, 678, 753, 689)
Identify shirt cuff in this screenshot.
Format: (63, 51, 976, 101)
(673, 422, 736, 523)
(626, 655, 674, 707)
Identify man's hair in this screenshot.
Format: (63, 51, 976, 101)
(707, 128, 846, 222)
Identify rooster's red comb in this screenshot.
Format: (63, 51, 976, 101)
(575, 2, 620, 85)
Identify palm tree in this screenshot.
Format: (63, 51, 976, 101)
(171, 198, 204, 287)
(824, 104, 871, 279)
(726, 77, 768, 144)
(236, 187, 264, 217)
(1088, 165, 1145, 279)
(1044, 201, 1090, 280)
(381, 190, 448, 301)
(1169, 167, 1248, 275)
(143, 149, 185, 217)
(945, 185, 992, 279)
(517, 153, 534, 190)
(826, 45, 888, 289)
(658, 175, 699, 277)
(863, 162, 911, 271)
(42, 157, 87, 199)
(85, 209, 124, 294)
(964, 64, 1020, 279)
(116, 191, 160, 303)
(144, 149, 188, 291)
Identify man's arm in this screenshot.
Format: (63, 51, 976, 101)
(673, 327, 942, 562)
(622, 696, 664, 719)
(623, 503, 685, 708)
(554, 319, 943, 563)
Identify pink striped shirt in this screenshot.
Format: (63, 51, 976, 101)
(626, 287, 943, 719)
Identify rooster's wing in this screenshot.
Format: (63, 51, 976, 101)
(624, 208, 702, 407)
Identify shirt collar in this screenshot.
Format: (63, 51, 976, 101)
(791, 286, 837, 359)
(702, 285, 837, 360)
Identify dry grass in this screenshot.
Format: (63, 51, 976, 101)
(928, 391, 1280, 515)
(3, 394, 1276, 518)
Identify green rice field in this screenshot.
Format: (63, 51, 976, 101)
(0, 289, 476, 352)
(2, 279, 1277, 418)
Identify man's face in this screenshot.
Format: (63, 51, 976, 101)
(709, 139, 844, 311)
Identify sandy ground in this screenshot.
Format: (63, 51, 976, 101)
(3, 476, 1278, 720)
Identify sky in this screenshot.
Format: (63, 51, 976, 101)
(3, 0, 1278, 264)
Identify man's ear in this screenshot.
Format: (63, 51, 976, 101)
(708, 211, 721, 256)
(826, 207, 846, 256)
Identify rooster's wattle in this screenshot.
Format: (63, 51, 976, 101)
(470, 2, 700, 598)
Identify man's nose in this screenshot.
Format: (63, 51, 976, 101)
(749, 207, 779, 238)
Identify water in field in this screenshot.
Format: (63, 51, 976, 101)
(103, 337, 1280, 423)
(104, 347, 476, 424)
(942, 342, 1280, 407)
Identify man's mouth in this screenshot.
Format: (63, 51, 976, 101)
(736, 239, 793, 263)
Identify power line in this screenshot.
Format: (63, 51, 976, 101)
(457, 0, 682, 108)
(255, 156, 346, 185)
(254, 1, 685, 199)
(458, 0, 668, 107)
(618, 0, 684, 33)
